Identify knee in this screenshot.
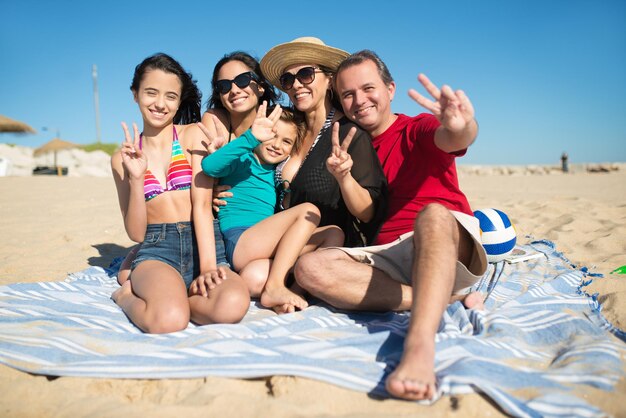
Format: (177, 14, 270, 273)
(294, 251, 334, 293)
(211, 288, 251, 324)
(414, 203, 459, 245)
(415, 203, 455, 231)
(326, 226, 345, 247)
(240, 265, 268, 297)
(144, 306, 190, 334)
(300, 202, 321, 224)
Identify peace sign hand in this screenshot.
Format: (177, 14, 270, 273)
(120, 122, 147, 179)
(197, 115, 227, 154)
(326, 122, 356, 181)
(409, 73, 475, 134)
(251, 101, 283, 142)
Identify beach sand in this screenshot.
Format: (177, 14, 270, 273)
(0, 171, 624, 417)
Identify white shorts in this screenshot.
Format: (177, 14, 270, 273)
(333, 211, 488, 295)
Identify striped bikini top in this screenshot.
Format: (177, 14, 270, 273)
(140, 126, 192, 201)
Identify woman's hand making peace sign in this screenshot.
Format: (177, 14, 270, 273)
(120, 122, 147, 179)
(325, 122, 357, 182)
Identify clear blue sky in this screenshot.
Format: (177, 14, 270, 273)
(1, 0, 625, 165)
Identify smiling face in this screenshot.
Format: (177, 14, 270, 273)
(255, 120, 298, 165)
(336, 60, 396, 137)
(133, 69, 182, 129)
(217, 60, 264, 115)
(282, 63, 331, 114)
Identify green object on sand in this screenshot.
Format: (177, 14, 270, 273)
(610, 265, 626, 274)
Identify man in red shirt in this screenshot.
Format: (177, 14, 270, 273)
(294, 50, 488, 401)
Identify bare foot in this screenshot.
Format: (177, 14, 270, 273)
(273, 303, 296, 314)
(385, 336, 437, 400)
(462, 292, 485, 310)
(260, 286, 308, 312)
(111, 280, 132, 304)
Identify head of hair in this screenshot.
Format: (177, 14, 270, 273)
(207, 51, 280, 111)
(336, 49, 394, 86)
(130, 53, 202, 124)
(271, 105, 306, 154)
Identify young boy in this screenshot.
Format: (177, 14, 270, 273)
(200, 103, 344, 313)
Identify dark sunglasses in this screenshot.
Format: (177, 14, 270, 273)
(215, 72, 258, 94)
(279, 66, 322, 90)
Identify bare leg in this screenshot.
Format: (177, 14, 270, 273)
(240, 259, 271, 297)
(385, 203, 476, 400)
(189, 267, 250, 324)
(234, 203, 320, 311)
(295, 249, 413, 311)
(111, 260, 190, 334)
(239, 226, 343, 300)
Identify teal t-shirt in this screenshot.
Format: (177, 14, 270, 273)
(201, 129, 277, 232)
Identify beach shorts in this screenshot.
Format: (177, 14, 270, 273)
(131, 220, 229, 289)
(334, 211, 488, 295)
(222, 226, 250, 268)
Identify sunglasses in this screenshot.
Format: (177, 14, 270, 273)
(279, 66, 323, 91)
(215, 72, 258, 95)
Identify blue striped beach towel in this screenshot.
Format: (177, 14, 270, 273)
(0, 240, 624, 418)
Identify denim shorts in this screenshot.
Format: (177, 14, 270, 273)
(222, 226, 249, 268)
(131, 220, 229, 289)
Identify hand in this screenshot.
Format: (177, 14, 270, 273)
(251, 101, 283, 142)
(120, 122, 147, 179)
(189, 267, 229, 297)
(325, 122, 356, 181)
(409, 74, 475, 134)
(197, 115, 227, 154)
(212, 183, 233, 213)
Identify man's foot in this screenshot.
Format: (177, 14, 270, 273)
(462, 291, 484, 310)
(260, 286, 308, 313)
(385, 336, 437, 400)
(449, 291, 485, 310)
(111, 280, 132, 304)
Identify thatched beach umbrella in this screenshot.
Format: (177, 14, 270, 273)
(0, 115, 36, 133)
(34, 137, 79, 167)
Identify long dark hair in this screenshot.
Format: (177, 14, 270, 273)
(130, 53, 202, 124)
(207, 51, 280, 111)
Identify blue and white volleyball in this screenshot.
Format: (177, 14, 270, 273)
(473, 208, 517, 263)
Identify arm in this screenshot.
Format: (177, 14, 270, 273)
(200, 129, 259, 177)
(201, 102, 282, 177)
(409, 73, 478, 153)
(188, 124, 218, 273)
(110, 122, 148, 243)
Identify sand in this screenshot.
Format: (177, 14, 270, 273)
(0, 170, 625, 417)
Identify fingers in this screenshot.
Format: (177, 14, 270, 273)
(256, 101, 268, 120)
(121, 122, 132, 146)
(267, 104, 283, 124)
(132, 123, 140, 150)
(418, 73, 440, 100)
(331, 122, 340, 150)
(212, 115, 228, 141)
(340, 126, 356, 152)
(196, 121, 213, 141)
(408, 89, 437, 114)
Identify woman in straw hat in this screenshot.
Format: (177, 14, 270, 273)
(260, 37, 388, 248)
(111, 53, 250, 333)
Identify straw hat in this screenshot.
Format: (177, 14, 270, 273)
(261, 37, 349, 91)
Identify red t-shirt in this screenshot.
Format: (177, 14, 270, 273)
(372, 113, 472, 245)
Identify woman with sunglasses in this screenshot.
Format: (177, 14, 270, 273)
(260, 37, 387, 248)
(111, 53, 250, 333)
(201, 51, 280, 144)
(197, 51, 286, 294)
